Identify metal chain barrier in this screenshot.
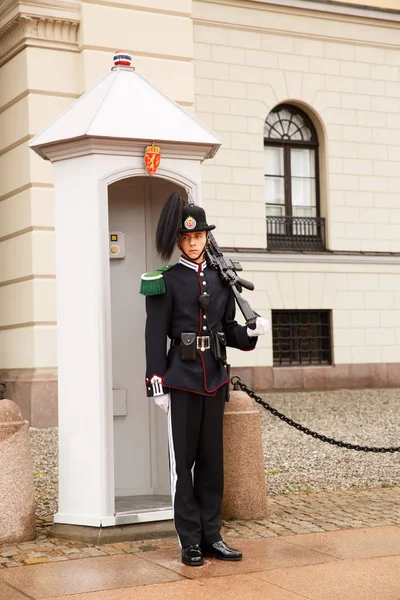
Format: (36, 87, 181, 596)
(231, 376, 400, 453)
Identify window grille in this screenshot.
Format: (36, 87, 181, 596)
(264, 107, 315, 142)
(272, 310, 332, 366)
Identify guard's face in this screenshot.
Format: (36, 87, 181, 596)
(178, 231, 208, 262)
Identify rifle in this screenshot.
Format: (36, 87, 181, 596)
(205, 232, 258, 329)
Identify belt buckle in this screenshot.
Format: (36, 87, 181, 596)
(197, 336, 210, 351)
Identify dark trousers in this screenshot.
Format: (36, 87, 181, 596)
(167, 387, 226, 548)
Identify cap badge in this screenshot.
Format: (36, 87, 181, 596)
(184, 216, 196, 230)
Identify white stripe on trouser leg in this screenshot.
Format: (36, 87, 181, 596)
(167, 405, 182, 547)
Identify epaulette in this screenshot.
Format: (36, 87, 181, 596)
(139, 265, 173, 296)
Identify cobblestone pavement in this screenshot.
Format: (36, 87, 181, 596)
(1, 487, 399, 569)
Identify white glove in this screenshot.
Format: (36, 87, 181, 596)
(247, 316, 271, 337)
(154, 392, 170, 413)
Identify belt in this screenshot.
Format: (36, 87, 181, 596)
(171, 336, 211, 350)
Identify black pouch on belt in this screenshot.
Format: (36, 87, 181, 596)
(211, 332, 227, 363)
(181, 332, 197, 361)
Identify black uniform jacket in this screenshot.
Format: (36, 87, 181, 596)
(144, 256, 257, 397)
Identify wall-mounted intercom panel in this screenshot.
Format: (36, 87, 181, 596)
(109, 231, 126, 259)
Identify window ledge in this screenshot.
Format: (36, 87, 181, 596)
(223, 248, 400, 265)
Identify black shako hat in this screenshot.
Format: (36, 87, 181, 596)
(155, 191, 215, 262)
(180, 204, 216, 234)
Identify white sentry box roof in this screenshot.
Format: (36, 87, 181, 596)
(30, 59, 220, 160)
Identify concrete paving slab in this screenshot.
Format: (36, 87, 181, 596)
(254, 555, 400, 600)
(0, 553, 183, 599)
(284, 525, 400, 560)
(0, 579, 31, 600)
(46, 580, 202, 600)
(46, 575, 308, 600)
(197, 574, 312, 600)
(139, 536, 338, 579)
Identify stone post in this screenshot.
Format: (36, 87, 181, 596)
(222, 388, 268, 520)
(0, 385, 36, 544)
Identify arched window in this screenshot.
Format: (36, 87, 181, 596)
(264, 104, 324, 251)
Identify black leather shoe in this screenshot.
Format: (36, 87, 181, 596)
(181, 544, 203, 567)
(202, 540, 242, 561)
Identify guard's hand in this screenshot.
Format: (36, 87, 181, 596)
(154, 392, 170, 413)
(247, 316, 271, 337)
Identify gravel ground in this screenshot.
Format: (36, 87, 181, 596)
(29, 428, 58, 518)
(259, 388, 400, 495)
(30, 388, 400, 517)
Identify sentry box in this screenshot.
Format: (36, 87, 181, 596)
(29, 53, 220, 536)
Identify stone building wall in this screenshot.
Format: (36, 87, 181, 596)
(193, 0, 400, 384)
(0, 0, 195, 425)
(0, 0, 82, 424)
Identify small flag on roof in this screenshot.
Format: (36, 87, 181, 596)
(113, 52, 132, 67)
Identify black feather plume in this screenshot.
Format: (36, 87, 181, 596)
(156, 192, 186, 261)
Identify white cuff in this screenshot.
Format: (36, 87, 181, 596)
(150, 375, 164, 396)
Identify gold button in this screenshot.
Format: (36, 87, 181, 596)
(110, 245, 120, 254)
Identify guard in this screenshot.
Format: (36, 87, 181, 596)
(140, 192, 270, 566)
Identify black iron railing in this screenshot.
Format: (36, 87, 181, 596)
(266, 216, 325, 252)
